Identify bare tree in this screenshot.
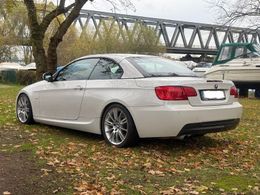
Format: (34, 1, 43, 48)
(22, 0, 93, 79)
(21, 0, 135, 80)
(211, 0, 260, 27)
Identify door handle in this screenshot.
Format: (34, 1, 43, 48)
(74, 85, 84, 90)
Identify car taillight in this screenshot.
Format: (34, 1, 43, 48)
(155, 86, 197, 100)
(230, 86, 238, 98)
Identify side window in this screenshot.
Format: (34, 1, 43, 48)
(56, 58, 99, 81)
(234, 47, 251, 58)
(89, 58, 123, 80)
(218, 46, 232, 61)
(234, 47, 244, 58)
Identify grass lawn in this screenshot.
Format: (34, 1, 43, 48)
(0, 84, 259, 194)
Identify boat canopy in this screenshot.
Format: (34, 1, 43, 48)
(213, 43, 260, 65)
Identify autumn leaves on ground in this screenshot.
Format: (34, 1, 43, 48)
(0, 84, 259, 195)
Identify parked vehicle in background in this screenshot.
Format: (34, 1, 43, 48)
(204, 43, 260, 98)
(0, 62, 36, 71)
(182, 60, 197, 69)
(16, 54, 242, 147)
(193, 62, 212, 77)
(25, 62, 36, 71)
(0, 62, 23, 71)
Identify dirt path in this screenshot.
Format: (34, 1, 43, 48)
(0, 151, 70, 195)
(0, 123, 72, 195)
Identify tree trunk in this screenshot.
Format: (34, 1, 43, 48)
(46, 0, 89, 73)
(47, 37, 61, 73)
(24, 0, 47, 80)
(24, 0, 89, 78)
(31, 30, 47, 80)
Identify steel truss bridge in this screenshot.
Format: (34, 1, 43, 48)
(74, 9, 260, 55)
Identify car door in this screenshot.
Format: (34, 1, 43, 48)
(80, 58, 124, 120)
(39, 58, 99, 120)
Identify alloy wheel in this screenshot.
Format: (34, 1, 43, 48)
(104, 107, 128, 145)
(17, 95, 31, 123)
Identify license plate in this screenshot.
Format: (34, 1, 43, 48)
(200, 90, 225, 100)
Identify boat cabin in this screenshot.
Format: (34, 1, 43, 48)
(213, 43, 260, 65)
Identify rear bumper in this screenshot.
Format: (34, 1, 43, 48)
(129, 102, 242, 138)
(178, 119, 240, 136)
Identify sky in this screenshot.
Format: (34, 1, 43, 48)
(83, 0, 217, 24)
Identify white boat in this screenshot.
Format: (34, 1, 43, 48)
(204, 43, 260, 98)
(0, 62, 36, 71)
(193, 62, 212, 77)
(24, 62, 36, 70)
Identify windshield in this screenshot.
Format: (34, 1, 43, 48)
(253, 44, 260, 54)
(237, 52, 260, 58)
(235, 45, 260, 59)
(127, 56, 197, 77)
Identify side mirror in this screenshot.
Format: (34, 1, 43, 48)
(42, 72, 53, 82)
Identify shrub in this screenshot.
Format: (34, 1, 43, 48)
(0, 69, 17, 83)
(16, 70, 36, 85)
(56, 20, 166, 65)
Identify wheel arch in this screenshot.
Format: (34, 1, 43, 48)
(16, 91, 35, 124)
(16, 90, 31, 103)
(99, 101, 139, 137)
(16, 91, 34, 116)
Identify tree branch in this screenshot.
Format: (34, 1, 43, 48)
(23, 0, 39, 29)
(40, 2, 75, 33)
(47, 0, 90, 72)
(59, 0, 66, 8)
(212, 0, 260, 26)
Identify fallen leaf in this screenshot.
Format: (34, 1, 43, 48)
(190, 191, 199, 195)
(148, 170, 165, 176)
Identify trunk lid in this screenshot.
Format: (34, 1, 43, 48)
(135, 77, 234, 106)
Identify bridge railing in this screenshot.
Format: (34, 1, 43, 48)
(74, 9, 260, 55)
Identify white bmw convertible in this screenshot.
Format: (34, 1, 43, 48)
(16, 54, 242, 147)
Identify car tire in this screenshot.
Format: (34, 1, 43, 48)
(255, 89, 260, 99)
(101, 104, 138, 147)
(16, 93, 34, 124)
(190, 134, 205, 138)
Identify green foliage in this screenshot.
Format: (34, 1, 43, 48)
(0, 45, 13, 62)
(56, 20, 166, 65)
(42, 18, 166, 65)
(0, 69, 17, 83)
(0, 1, 28, 42)
(1, 0, 17, 12)
(0, 2, 165, 67)
(0, 69, 36, 85)
(16, 70, 36, 85)
(0, 1, 31, 63)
